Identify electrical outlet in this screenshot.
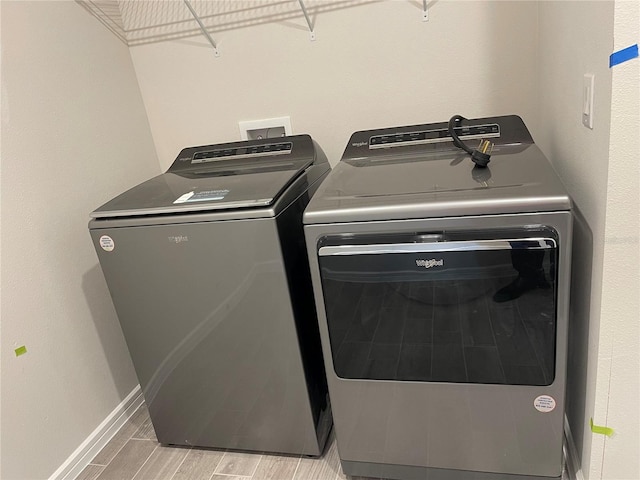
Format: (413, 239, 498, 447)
(239, 117, 292, 140)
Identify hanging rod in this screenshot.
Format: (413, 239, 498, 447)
(183, 0, 220, 56)
(297, 0, 316, 41)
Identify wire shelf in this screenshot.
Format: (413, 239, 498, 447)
(76, 0, 390, 47)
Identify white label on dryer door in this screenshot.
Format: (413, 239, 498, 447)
(534, 395, 556, 413)
(99, 235, 115, 252)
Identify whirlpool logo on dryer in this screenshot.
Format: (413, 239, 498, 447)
(415, 259, 444, 268)
(168, 235, 189, 244)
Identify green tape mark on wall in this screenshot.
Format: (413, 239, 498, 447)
(590, 418, 615, 437)
(14, 345, 28, 357)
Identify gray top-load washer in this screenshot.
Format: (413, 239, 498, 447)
(90, 135, 332, 455)
(304, 116, 572, 479)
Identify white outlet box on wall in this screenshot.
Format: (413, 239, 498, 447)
(239, 116, 292, 140)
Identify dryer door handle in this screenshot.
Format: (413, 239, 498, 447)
(318, 237, 556, 256)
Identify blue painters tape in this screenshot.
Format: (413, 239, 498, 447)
(610, 44, 638, 68)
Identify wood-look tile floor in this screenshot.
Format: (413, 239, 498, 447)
(77, 403, 356, 480)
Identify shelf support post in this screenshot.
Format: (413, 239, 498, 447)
(184, 0, 220, 56)
(297, 0, 316, 41)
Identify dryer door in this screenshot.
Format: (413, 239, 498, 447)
(318, 229, 558, 386)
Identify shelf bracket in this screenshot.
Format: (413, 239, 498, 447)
(422, 0, 429, 21)
(297, 0, 316, 41)
(184, 0, 220, 57)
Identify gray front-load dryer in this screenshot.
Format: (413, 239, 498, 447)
(89, 135, 331, 455)
(303, 116, 572, 479)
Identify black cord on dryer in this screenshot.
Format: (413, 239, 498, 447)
(448, 115, 494, 168)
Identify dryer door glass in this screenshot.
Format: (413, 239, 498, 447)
(318, 230, 558, 386)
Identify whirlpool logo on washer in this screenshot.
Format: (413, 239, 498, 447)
(168, 235, 189, 244)
(416, 259, 444, 268)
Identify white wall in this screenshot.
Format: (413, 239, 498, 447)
(536, 1, 638, 478)
(0, 2, 160, 478)
(0, 2, 4, 475)
(597, 1, 640, 478)
(128, 1, 540, 169)
(536, 1, 614, 476)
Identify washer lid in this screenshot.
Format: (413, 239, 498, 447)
(303, 144, 571, 224)
(91, 159, 311, 219)
(304, 116, 571, 225)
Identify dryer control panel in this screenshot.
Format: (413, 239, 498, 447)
(369, 124, 500, 149)
(342, 115, 534, 161)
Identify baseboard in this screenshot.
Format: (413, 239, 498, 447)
(48, 385, 144, 480)
(564, 415, 585, 480)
